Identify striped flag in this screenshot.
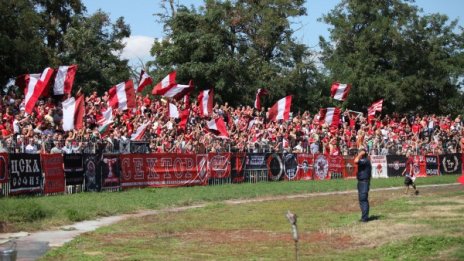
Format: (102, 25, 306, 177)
(368, 99, 383, 116)
(137, 70, 153, 93)
(24, 67, 54, 113)
(108, 80, 136, 111)
(168, 103, 179, 118)
(330, 82, 351, 101)
(254, 88, 268, 110)
(131, 122, 150, 141)
(62, 95, 84, 131)
(197, 89, 214, 117)
(319, 107, 341, 127)
(53, 65, 77, 95)
(268, 96, 292, 121)
(152, 71, 176, 95)
(207, 117, 229, 139)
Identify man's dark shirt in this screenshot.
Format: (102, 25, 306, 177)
(357, 158, 371, 181)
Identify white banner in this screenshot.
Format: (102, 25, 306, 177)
(370, 155, 388, 178)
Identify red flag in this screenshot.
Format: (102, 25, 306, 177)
(368, 99, 383, 116)
(207, 117, 229, 138)
(161, 80, 194, 100)
(178, 108, 190, 131)
(319, 107, 341, 127)
(62, 95, 84, 131)
(152, 71, 176, 95)
(137, 70, 153, 93)
(268, 96, 292, 121)
(130, 122, 150, 141)
(183, 93, 190, 109)
(24, 67, 54, 113)
(53, 65, 77, 95)
(197, 89, 214, 117)
(108, 80, 136, 111)
(254, 88, 268, 110)
(330, 82, 351, 101)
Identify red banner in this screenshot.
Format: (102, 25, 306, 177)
(208, 153, 231, 179)
(42, 154, 65, 194)
(120, 153, 208, 189)
(328, 155, 345, 179)
(411, 155, 427, 177)
(297, 154, 314, 180)
(0, 153, 8, 184)
(343, 156, 358, 179)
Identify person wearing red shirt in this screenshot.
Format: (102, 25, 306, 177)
(401, 152, 419, 195)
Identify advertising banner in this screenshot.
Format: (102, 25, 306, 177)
(425, 155, 440, 176)
(9, 153, 42, 195)
(370, 155, 388, 179)
(42, 154, 65, 194)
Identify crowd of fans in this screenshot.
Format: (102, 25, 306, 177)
(0, 89, 463, 156)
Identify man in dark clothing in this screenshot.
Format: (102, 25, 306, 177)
(354, 148, 372, 222)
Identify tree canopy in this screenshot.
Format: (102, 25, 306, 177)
(319, 0, 464, 115)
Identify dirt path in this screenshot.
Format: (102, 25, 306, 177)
(0, 183, 459, 261)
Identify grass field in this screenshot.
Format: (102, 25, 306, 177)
(39, 181, 464, 260)
(0, 175, 461, 234)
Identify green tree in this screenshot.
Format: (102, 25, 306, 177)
(0, 0, 50, 85)
(149, 0, 321, 111)
(320, 0, 464, 115)
(61, 11, 131, 94)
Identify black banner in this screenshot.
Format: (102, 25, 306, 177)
(9, 153, 42, 195)
(231, 153, 246, 183)
(63, 154, 84, 185)
(439, 153, 462, 175)
(130, 141, 150, 153)
(101, 154, 120, 189)
(267, 153, 283, 181)
(283, 153, 298, 180)
(84, 154, 102, 192)
(425, 155, 440, 176)
(386, 155, 407, 177)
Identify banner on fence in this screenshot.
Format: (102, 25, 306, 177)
(371, 155, 388, 178)
(411, 155, 427, 177)
(208, 153, 231, 179)
(0, 153, 8, 184)
(9, 153, 42, 195)
(440, 153, 462, 175)
(42, 154, 65, 194)
(84, 154, 102, 192)
(425, 155, 440, 176)
(120, 153, 208, 189)
(283, 153, 298, 180)
(63, 154, 84, 185)
(101, 154, 121, 189)
(267, 153, 284, 181)
(343, 156, 357, 179)
(386, 155, 407, 177)
(313, 154, 330, 180)
(297, 154, 314, 180)
(231, 152, 246, 183)
(328, 155, 344, 179)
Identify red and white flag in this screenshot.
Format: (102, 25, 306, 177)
(254, 88, 268, 110)
(368, 99, 383, 116)
(330, 82, 351, 101)
(197, 89, 214, 117)
(268, 96, 292, 121)
(108, 80, 136, 111)
(53, 65, 77, 95)
(62, 95, 84, 131)
(163, 80, 194, 100)
(137, 70, 153, 93)
(152, 71, 176, 95)
(168, 103, 179, 118)
(24, 67, 55, 113)
(131, 122, 150, 141)
(97, 107, 113, 126)
(207, 118, 229, 139)
(319, 107, 341, 126)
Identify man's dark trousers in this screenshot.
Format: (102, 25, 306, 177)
(357, 180, 370, 222)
